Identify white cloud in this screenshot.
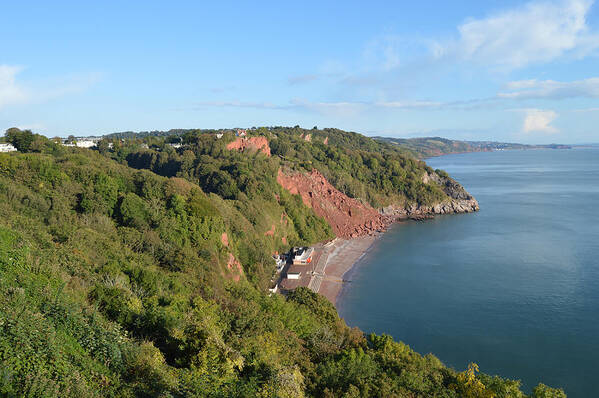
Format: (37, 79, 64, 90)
(194, 98, 442, 114)
(287, 74, 319, 85)
(499, 77, 599, 99)
(17, 123, 46, 131)
(363, 35, 404, 71)
(438, 0, 599, 69)
(374, 100, 442, 109)
(0, 65, 29, 109)
(0, 65, 99, 111)
(522, 109, 559, 133)
(504, 79, 540, 90)
(194, 100, 284, 109)
(289, 98, 367, 116)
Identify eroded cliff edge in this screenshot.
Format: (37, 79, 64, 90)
(278, 167, 479, 238)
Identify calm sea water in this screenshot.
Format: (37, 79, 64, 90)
(338, 148, 599, 397)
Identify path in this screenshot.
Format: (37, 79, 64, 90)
(308, 239, 346, 293)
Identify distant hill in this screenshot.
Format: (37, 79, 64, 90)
(376, 136, 571, 158)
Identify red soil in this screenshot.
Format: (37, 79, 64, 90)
(221, 232, 229, 247)
(277, 168, 392, 238)
(226, 252, 243, 282)
(226, 136, 271, 156)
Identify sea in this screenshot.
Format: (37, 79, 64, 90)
(338, 148, 599, 397)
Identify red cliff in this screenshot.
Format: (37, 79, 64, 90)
(277, 168, 392, 238)
(226, 136, 271, 156)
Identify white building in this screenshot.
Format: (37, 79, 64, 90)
(61, 137, 101, 148)
(286, 271, 301, 280)
(75, 140, 96, 148)
(0, 143, 17, 152)
(292, 247, 314, 265)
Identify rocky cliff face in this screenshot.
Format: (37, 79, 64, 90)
(226, 136, 271, 156)
(278, 167, 478, 239)
(382, 171, 479, 218)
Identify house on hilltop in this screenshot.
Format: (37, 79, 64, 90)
(0, 143, 17, 152)
(61, 137, 100, 148)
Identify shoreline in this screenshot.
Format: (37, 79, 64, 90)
(309, 150, 483, 307)
(311, 231, 387, 307)
(313, 212, 463, 308)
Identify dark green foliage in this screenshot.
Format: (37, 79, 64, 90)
(5, 127, 35, 152)
(287, 287, 339, 325)
(206, 169, 239, 199)
(116, 126, 450, 211)
(436, 168, 450, 179)
(4, 127, 61, 154)
(117, 192, 149, 228)
(266, 127, 447, 207)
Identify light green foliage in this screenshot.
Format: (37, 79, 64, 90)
(532, 384, 567, 398)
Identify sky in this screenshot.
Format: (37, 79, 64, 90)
(2, 0, 599, 144)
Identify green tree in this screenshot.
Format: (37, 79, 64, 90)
(533, 384, 567, 398)
(5, 127, 34, 152)
(97, 139, 110, 154)
(117, 192, 149, 228)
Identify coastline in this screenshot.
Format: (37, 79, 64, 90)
(311, 232, 385, 307)
(310, 151, 482, 307)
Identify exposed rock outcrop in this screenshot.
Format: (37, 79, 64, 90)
(265, 224, 275, 236)
(226, 136, 271, 156)
(381, 171, 479, 218)
(226, 252, 244, 282)
(277, 166, 478, 238)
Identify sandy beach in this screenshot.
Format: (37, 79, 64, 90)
(278, 227, 393, 307)
(310, 235, 380, 306)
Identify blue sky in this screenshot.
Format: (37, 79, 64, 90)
(2, 0, 599, 143)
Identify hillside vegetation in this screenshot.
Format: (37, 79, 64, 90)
(115, 127, 452, 209)
(0, 127, 565, 397)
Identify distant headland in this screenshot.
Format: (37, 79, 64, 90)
(375, 136, 572, 159)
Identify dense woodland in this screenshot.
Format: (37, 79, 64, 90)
(0, 127, 566, 397)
